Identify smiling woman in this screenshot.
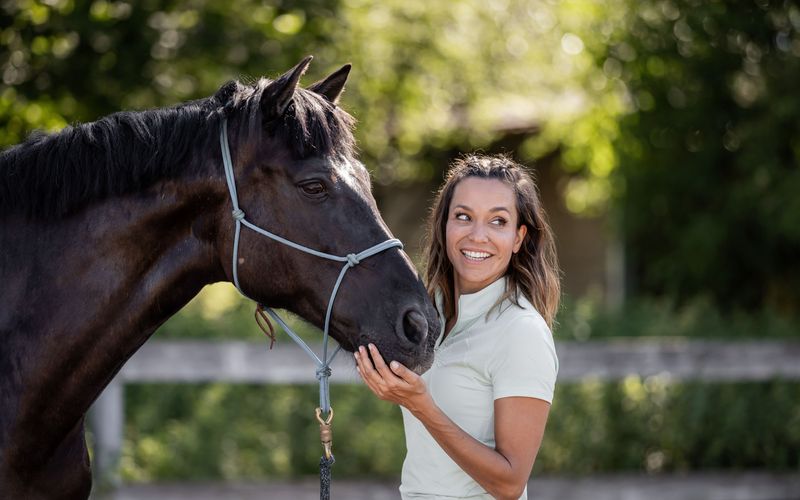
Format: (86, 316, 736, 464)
(355, 154, 561, 500)
(428, 155, 560, 329)
(445, 177, 528, 295)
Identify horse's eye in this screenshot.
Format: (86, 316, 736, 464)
(299, 181, 326, 198)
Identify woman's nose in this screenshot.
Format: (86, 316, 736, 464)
(469, 224, 489, 242)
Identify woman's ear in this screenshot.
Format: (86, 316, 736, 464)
(513, 224, 528, 253)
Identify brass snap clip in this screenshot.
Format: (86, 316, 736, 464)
(316, 407, 334, 459)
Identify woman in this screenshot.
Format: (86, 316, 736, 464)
(355, 154, 560, 500)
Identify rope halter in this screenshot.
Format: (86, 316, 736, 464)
(219, 118, 403, 414)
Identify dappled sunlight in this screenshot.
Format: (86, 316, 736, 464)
(191, 283, 242, 322)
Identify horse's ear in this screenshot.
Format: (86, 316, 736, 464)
(213, 81, 238, 107)
(308, 64, 351, 105)
(261, 55, 313, 120)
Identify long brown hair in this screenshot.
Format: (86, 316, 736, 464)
(424, 154, 561, 328)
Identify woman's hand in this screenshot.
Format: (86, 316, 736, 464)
(354, 344, 433, 415)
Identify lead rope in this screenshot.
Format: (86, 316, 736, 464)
(220, 119, 402, 499)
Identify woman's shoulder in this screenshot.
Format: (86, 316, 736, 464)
(495, 292, 550, 336)
(487, 292, 559, 399)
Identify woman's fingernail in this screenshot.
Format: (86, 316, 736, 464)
(390, 361, 399, 370)
(368, 343, 375, 350)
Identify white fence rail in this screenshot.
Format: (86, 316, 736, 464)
(90, 339, 800, 497)
(107, 338, 800, 383)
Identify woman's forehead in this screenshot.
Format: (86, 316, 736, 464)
(450, 177, 516, 209)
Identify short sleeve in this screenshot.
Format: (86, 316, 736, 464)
(487, 313, 558, 403)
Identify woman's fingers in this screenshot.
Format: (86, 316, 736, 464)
(356, 347, 388, 391)
(358, 359, 399, 402)
(355, 352, 385, 396)
(357, 344, 402, 384)
(355, 344, 429, 411)
(389, 360, 414, 382)
(355, 345, 416, 403)
(355, 348, 377, 381)
(360, 369, 382, 395)
(367, 344, 401, 382)
(356, 346, 376, 375)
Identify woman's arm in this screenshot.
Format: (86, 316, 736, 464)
(355, 344, 550, 500)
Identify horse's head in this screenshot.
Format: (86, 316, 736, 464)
(211, 57, 438, 372)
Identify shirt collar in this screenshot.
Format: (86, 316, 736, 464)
(433, 276, 509, 346)
(455, 276, 508, 320)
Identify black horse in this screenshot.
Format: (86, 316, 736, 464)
(0, 57, 438, 499)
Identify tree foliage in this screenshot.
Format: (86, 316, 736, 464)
(0, 0, 339, 145)
(0, 0, 618, 182)
(599, 0, 800, 311)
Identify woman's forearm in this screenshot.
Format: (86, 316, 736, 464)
(408, 397, 526, 500)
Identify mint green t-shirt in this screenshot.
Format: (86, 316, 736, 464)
(400, 277, 558, 500)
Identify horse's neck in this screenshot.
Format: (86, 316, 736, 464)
(0, 175, 226, 454)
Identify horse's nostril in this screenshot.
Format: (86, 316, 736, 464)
(400, 309, 428, 346)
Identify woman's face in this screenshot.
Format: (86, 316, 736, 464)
(445, 177, 527, 296)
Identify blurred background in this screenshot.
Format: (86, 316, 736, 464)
(2, 0, 799, 498)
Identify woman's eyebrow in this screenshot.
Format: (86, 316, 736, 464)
(453, 204, 511, 214)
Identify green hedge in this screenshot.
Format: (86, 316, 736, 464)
(118, 379, 800, 481)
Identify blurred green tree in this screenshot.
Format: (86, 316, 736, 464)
(0, 0, 621, 182)
(596, 0, 800, 312)
(0, 0, 340, 144)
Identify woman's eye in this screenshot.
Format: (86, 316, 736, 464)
(299, 181, 326, 197)
(455, 213, 470, 221)
(491, 218, 507, 226)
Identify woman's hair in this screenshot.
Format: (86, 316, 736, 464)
(424, 154, 561, 328)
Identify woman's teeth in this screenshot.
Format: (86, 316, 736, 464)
(462, 250, 491, 261)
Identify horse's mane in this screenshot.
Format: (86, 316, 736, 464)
(0, 78, 356, 220)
